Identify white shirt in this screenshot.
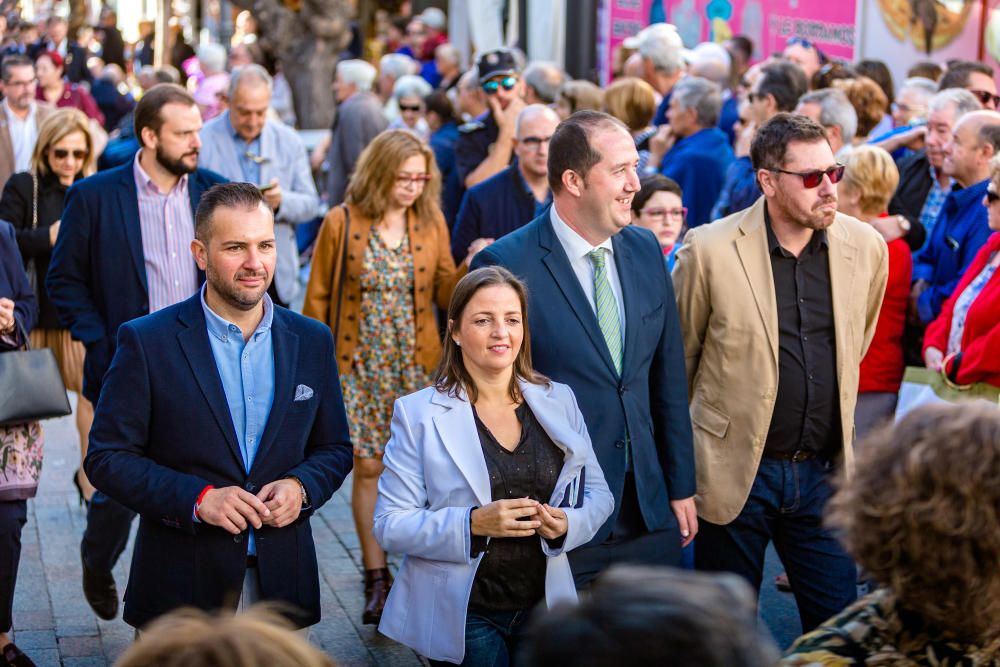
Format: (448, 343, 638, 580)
(549, 205, 627, 337)
(3, 99, 37, 174)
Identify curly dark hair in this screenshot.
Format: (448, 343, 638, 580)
(827, 403, 1000, 644)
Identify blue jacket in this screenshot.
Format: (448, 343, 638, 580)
(711, 156, 761, 221)
(661, 127, 734, 228)
(451, 162, 547, 264)
(46, 156, 227, 403)
(0, 221, 36, 346)
(430, 121, 462, 226)
(471, 212, 695, 549)
(913, 178, 993, 323)
(85, 294, 353, 629)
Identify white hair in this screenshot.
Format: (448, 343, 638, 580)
(436, 43, 460, 66)
(336, 59, 377, 92)
(420, 7, 447, 31)
(798, 88, 858, 145)
(688, 42, 731, 84)
(515, 104, 560, 136)
(197, 43, 227, 75)
(380, 53, 419, 81)
(900, 77, 939, 104)
(636, 23, 684, 75)
(929, 88, 983, 118)
(393, 74, 433, 101)
(228, 64, 272, 99)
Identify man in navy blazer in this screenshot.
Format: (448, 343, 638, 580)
(471, 111, 697, 584)
(46, 83, 226, 620)
(85, 183, 353, 629)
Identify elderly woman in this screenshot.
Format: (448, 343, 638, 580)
(304, 130, 479, 625)
(191, 43, 229, 120)
(555, 80, 604, 120)
(389, 74, 434, 140)
(374, 267, 613, 666)
(837, 146, 912, 436)
(923, 154, 1000, 388)
(0, 108, 96, 503)
(602, 77, 657, 172)
(783, 403, 1000, 664)
(0, 220, 40, 667)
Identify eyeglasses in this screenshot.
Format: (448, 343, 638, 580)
(397, 173, 432, 186)
(987, 188, 1000, 204)
(4, 78, 36, 89)
(518, 135, 552, 150)
(970, 89, 1000, 108)
(640, 207, 687, 221)
(769, 164, 845, 188)
(747, 92, 765, 103)
(398, 104, 423, 113)
(890, 102, 923, 115)
(51, 148, 88, 160)
(482, 76, 517, 94)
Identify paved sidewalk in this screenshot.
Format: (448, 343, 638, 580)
(10, 401, 424, 666)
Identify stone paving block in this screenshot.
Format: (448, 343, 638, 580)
(13, 609, 54, 630)
(20, 647, 61, 667)
(9, 629, 57, 650)
(57, 635, 103, 657)
(62, 657, 109, 667)
(54, 617, 99, 639)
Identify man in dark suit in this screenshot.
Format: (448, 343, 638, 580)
(47, 83, 226, 621)
(85, 183, 353, 629)
(29, 16, 91, 84)
(471, 111, 697, 585)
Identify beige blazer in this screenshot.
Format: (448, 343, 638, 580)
(672, 197, 888, 525)
(0, 102, 55, 189)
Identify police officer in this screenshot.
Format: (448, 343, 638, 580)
(455, 48, 526, 190)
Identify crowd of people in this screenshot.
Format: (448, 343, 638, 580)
(0, 5, 999, 667)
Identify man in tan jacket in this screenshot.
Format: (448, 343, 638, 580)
(673, 113, 887, 632)
(0, 55, 54, 189)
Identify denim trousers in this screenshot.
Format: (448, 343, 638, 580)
(428, 609, 530, 667)
(695, 456, 857, 632)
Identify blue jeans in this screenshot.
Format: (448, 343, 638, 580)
(428, 609, 530, 667)
(695, 456, 857, 632)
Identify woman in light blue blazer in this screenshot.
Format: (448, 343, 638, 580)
(374, 266, 613, 666)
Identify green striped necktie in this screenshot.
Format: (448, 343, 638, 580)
(588, 248, 623, 376)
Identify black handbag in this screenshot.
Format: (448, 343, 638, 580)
(0, 321, 72, 425)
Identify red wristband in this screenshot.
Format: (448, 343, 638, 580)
(195, 485, 214, 519)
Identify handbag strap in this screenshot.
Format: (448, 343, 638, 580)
(30, 170, 38, 230)
(12, 317, 31, 351)
(332, 204, 350, 343)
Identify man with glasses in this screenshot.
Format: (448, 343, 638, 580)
(673, 113, 888, 633)
(782, 37, 826, 85)
(455, 48, 525, 189)
(451, 104, 559, 263)
(0, 55, 54, 189)
(938, 61, 999, 111)
(198, 65, 318, 308)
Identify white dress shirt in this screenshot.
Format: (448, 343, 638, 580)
(549, 204, 626, 336)
(3, 100, 37, 174)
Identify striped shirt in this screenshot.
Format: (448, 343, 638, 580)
(919, 164, 951, 244)
(133, 153, 198, 313)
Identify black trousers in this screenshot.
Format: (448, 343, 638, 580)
(81, 491, 135, 574)
(568, 472, 681, 589)
(0, 500, 27, 633)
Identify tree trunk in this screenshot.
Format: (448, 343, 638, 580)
(230, 0, 353, 129)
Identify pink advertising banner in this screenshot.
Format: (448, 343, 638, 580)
(598, 0, 858, 84)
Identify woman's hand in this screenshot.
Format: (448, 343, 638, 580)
(470, 498, 540, 538)
(870, 215, 905, 243)
(535, 503, 568, 540)
(0, 298, 16, 334)
(925, 346, 945, 372)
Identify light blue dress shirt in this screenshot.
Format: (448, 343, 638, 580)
(227, 114, 263, 185)
(200, 286, 276, 555)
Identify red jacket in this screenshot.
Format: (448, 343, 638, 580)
(860, 238, 912, 393)
(924, 232, 1000, 388)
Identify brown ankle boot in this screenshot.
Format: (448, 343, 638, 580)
(362, 567, 393, 625)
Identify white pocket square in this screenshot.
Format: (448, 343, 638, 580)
(294, 384, 314, 401)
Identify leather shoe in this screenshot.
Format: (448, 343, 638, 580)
(81, 550, 119, 620)
(362, 568, 393, 625)
(2, 642, 37, 667)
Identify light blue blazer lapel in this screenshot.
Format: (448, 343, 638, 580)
(520, 381, 586, 506)
(430, 389, 491, 507)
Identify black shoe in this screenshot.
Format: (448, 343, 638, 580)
(81, 549, 118, 620)
(2, 642, 37, 667)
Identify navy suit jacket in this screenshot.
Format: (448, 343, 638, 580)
(84, 294, 354, 629)
(471, 213, 695, 546)
(46, 156, 226, 403)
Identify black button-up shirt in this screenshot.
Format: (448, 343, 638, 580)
(764, 209, 841, 457)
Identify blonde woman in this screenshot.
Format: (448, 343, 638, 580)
(304, 129, 481, 625)
(0, 107, 95, 503)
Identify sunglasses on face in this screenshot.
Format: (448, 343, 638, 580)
(397, 173, 432, 185)
(482, 76, 517, 94)
(970, 89, 1000, 108)
(769, 164, 845, 189)
(398, 104, 423, 113)
(51, 148, 88, 160)
(987, 188, 1000, 204)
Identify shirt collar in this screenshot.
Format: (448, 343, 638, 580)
(763, 202, 828, 256)
(3, 98, 35, 122)
(947, 177, 989, 206)
(133, 150, 189, 195)
(200, 283, 274, 343)
(549, 204, 614, 260)
(515, 159, 552, 204)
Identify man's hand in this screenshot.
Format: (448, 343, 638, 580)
(257, 478, 304, 528)
(464, 237, 495, 267)
(535, 503, 568, 540)
(870, 215, 906, 243)
(647, 124, 675, 170)
(670, 496, 698, 548)
(0, 298, 16, 335)
(197, 486, 271, 535)
(262, 178, 282, 211)
(471, 498, 540, 538)
(924, 346, 945, 372)
(491, 95, 526, 136)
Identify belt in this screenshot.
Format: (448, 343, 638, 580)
(246, 555, 258, 568)
(762, 449, 819, 462)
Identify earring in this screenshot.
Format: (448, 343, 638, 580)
(455, 341, 461, 347)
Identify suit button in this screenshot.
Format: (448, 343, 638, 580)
(341, 354, 348, 361)
(419, 266, 426, 272)
(345, 334, 352, 341)
(245, 483, 256, 492)
(233, 535, 243, 544)
(416, 245, 423, 251)
(348, 254, 355, 260)
(353, 233, 361, 240)
(347, 314, 355, 321)
(618, 386, 626, 396)
(615, 440, 625, 449)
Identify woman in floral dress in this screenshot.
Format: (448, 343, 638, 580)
(304, 130, 487, 625)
